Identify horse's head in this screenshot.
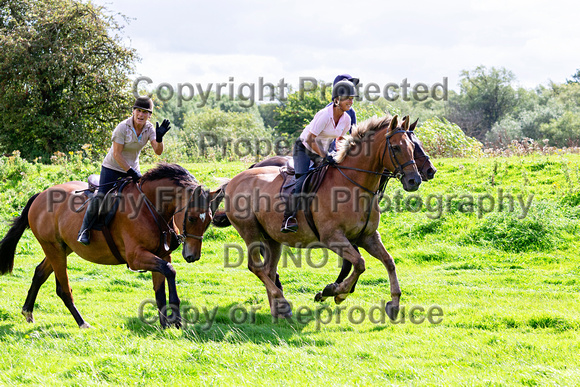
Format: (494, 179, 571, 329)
(407, 118, 437, 181)
(140, 163, 225, 263)
(384, 115, 422, 192)
(179, 185, 225, 263)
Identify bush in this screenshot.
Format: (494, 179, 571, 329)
(416, 117, 483, 158)
(177, 107, 273, 162)
(465, 201, 577, 252)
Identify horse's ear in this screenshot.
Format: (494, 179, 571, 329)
(209, 186, 226, 215)
(409, 119, 419, 131)
(402, 115, 410, 130)
(388, 115, 399, 132)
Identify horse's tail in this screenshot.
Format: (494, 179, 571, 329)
(0, 193, 39, 274)
(212, 210, 231, 228)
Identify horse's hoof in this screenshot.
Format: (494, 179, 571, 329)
(386, 301, 400, 321)
(79, 322, 92, 329)
(273, 299, 292, 318)
(334, 294, 348, 304)
(321, 283, 339, 298)
(21, 310, 34, 323)
(314, 292, 327, 302)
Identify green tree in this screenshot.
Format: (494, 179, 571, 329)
(447, 66, 517, 140)
(538, 111, 580, 147)
(0, 0, 137, 159)
(537, 82, 580, 146)
(485, 86, 563, 145)
(416, 117, 483, 158)
(257, 103, 280, 130)
(275, 86, 329, 138)
(567, 68, 580, 84)
(178, 107, 272, 162)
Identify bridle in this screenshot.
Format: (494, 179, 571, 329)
(332, 128, 416, 196)
(136, 183, 207, 248)
(178, 190, 207, 242)
(408, 130, 431, 179)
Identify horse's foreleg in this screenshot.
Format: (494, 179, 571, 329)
(21, 258, 54, 323)
(358, 231, 401, 320)
(317, 234, 365, 303)
(247, 241, 290, 318)
(151, 272, 168, 328)
(130, 252, 181, 328)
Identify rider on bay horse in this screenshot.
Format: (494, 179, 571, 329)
(281, 80, 358, 233)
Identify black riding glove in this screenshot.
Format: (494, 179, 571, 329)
(126, 168, 142, 183)
(324, 155, 336, 165)
(155, 119, 171, 142)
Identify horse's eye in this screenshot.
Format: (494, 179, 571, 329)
(392, 145, 401, 153)
(188, 216, 196, 223)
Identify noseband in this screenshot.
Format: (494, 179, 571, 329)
(136, 184, 206, 247)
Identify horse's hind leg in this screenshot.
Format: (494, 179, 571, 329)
(358, 231, 401, 320)
(55, 277, 89, 328)
(21, 258, 53, 323)
(262, 240, 283, 291)
(43, 243, 90, 328)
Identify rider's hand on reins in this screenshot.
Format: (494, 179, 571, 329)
(324, 154, 336, 165)
(127, 168, 141, 183)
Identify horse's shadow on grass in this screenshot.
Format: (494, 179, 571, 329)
(124, 302, 335, 347)
(0, 322, 74, 339)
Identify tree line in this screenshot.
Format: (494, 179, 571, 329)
(1, 0, 578, 161)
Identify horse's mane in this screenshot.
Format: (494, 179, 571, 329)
(140, 162, 197, 187)
(334, 114, 393, 163)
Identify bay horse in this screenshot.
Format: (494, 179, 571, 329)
(0, 163, 223, 328)
(247, 116, 437, 302)
(218, 115, 421, 319)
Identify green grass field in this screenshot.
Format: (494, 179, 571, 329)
(0, 154, 579, 386)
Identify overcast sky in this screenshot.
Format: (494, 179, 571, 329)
(93, 0, 580, 97)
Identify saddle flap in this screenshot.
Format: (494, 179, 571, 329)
(279, 164, 329, 200)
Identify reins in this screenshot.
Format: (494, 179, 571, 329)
(136, 182, 205, 248)
(327, 127, 416, 242)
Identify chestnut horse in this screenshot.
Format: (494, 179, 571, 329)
(218, 115, 420, 319)
(249, 116, 436, 180)
(247, 116, 437, 301)
(0, 163, 223, 328)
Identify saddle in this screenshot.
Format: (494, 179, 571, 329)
(82, 174, 128, 231)
(279, 160, 330, 240)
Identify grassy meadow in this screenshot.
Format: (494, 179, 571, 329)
(0, 153, 579, 386)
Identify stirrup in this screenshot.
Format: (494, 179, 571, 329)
(280, 216, 298, 233)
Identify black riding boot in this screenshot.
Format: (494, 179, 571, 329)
(77, 193, 103, 245)
(281, 174, 307, 233)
